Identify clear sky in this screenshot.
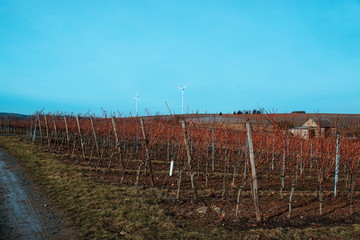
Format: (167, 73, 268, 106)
(1, 0, 359, 116)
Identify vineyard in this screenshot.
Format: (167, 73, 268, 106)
(1, 113, 359, 225)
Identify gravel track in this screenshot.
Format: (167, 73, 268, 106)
(0, 148, 75, 240)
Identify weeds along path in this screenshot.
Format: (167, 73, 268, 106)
(0, 147, 74, 240)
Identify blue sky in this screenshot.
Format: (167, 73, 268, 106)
(1, 0, 359, 116)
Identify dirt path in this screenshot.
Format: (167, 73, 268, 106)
(0, 148, 75, 240)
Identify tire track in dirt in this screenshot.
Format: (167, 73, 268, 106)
(0, 148, 75, 240)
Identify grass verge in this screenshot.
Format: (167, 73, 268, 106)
(0, 136, 359, 240)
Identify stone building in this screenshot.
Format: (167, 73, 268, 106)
(289, 118, 335, 138)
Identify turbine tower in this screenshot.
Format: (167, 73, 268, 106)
(177, 85, 188, 114)
(131, 92, 140, 116)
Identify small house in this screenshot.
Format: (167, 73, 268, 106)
(289, 118, 335, 138)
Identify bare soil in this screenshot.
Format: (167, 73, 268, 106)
(57, 150, 360, 234)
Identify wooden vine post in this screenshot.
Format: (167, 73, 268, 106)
(90, 116, 102, 167)
(334, 133, 340, 197)
(236, 145, 249, 220)
(211, 127, 215, 171)
(29, 115, 33, 140)
(44, 115, 50, 146)
(76, 116, 86, 159)
(246, 121, 262, 222)
(181, 120, 198, 201)
(37, 114, 43, 142)
(288, 157, 299, 219)
(111, 117, 125, 173)
(52, 115, 59, 146)
(280, 132, 286, 198)
(32, 114, 37, 144)
(139, 118, 154, 186)
(63, 116, 71, 155)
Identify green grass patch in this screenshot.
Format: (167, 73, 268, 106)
(0, 136, 359, 240)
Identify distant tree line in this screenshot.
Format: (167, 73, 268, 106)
(219, 109, 305, 115)
(232, 108, 265, 115)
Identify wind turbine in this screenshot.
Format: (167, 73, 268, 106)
(131, 92, 140, 116)
(177, 85, 188, 114)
